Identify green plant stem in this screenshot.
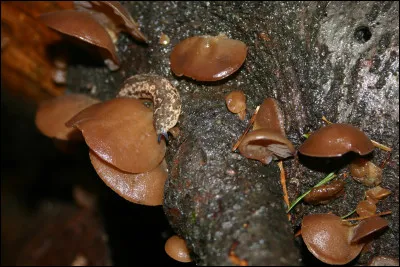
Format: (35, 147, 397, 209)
(286, 172, 336, 213)
(341, 209, 357, 219)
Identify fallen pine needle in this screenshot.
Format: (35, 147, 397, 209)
(342, 211, 392, 221)
(321, 116, 392, 152)
(278, 161, 291, 221)
(294, 229, 302, 237)
(232, 106, 260, 151)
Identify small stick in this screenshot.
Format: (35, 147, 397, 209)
(294, 229, 302, 237)
(278, 161, 291, 221)
(232, 106, 260, 151)
(321, 116, 392, 152)
(342, 211, 392, 221)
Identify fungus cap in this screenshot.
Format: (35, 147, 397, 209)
(164, 235, 192, 263)
(238, 128, 295, 164)
(170, 34, 247, 81)
(39, 10, 119, 70)
(225, 90, 246, 120)
(253, 98, 285, 136)
(356, 200, 377, 217)
(35, 94, 100, 141)
(66, 98, 166, 173)
(89, 150, 167, 206)
(74, 1, 147, 43)
(303, 180, 345, 205)
(301, 213, 364, 265)
(350, 158, 382, 186)
(351, 216, 389, 243)
(298, 123, 374, 157)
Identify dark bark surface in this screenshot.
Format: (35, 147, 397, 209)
(67, 1, 399, 265)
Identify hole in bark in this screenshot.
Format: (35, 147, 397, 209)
(354, 26, 372, 43)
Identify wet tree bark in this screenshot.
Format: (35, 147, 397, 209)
(67, 2, 399, 265)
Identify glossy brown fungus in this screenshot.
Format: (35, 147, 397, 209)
(39, 10, 120, 71)
(298, 123, 375, 157)
(238, 128, 295, 164)
(365, 186, 391, 202)
(89, 150, 167, 206)
(350, 158, 382, 186)
(351, 216, 389, 243)
(66, 98, 166, 173)
(304, 180, 345, 205)
(35, 94, 100, 141)
(301, 213, 364, 265)
(225, 90, 247, 120)
(253, 98, 285, 136)
(356, 200, 377, 217)
(164, 235, 192, 263)
(170, 34, 247, 81)
(74, 1, 147, 43)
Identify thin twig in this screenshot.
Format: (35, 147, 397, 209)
(342, 211, 392, 221)
(232, 106, 260, 151)
(278, 161, 291, 221)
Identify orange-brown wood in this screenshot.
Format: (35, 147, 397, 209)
(1, 2, 73, 103)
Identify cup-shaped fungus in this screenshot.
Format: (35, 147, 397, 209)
(225, 90, 246, 120)
(301, 213, 364, 265)
(74, 1, 147, 43)
(35, 94, 100, 141)
(253, 98, 285, 136)
(238, 128, 295, 164)
(298, 123, 374, 157)
(350, 158, 382, 186)
(89, 150, 167, 206)
(303, 180, 345, 205)
(170, 34, 247, 81)
(356, 200, 377, 217)
(350, 216, 389, 243)
(365, 186, 391, 202)
(66, 98, 166, 173)
(165, 235, 192, 263)
(39, 10, 120, 71)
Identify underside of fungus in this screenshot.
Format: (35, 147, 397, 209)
(66, 98, 166, 173)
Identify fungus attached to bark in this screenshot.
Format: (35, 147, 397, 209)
(225, 90, 247, 120)
(365, 186, 391, 202)
(301, 213, 364, 265)
(66, 98, 166, 173)
(164, 235, 192, 263)
(170, 34, 247, 81)
(74, 1, 147, 43)
(238, 128, 295, 164)
(253, 98, 285, 136)
(350, 216, 389, 243)
(356, 200, 377, 217)
(298, 123, 374, 157)
(39, 10, 120, 71)
(35, 94, 100, 141)
(303, 180, 345, 205)
(89, 150, 167, 206)
(350, 158, 382, 186)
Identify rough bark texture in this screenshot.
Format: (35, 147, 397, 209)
(67, 1, 399, 265)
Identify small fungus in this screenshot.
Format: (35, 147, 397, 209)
(253, 98, 285, 136)
(170, 34, 247, 81)
(164, 235, 192, 263)
(225, 90, 247, 120)
(39, 10, 120, 71)
(66, 98, 166, 173)
(350, 158, 382, 186)
(35, 94, 100, 141)
(89, 150, 167, 206)
(74, 1, 147, 43)
(365, 186, 391, 202)
(303, 180, 345, 205)
(238, 128, 295, 164)
(356, 200, 377, 217)
(301, 213, 364, 265)
(298, 123, 374, 157)
(350, 216, 389, 243)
